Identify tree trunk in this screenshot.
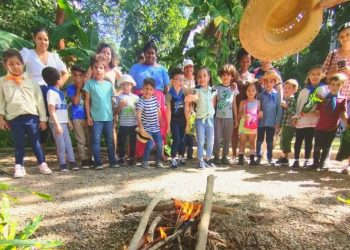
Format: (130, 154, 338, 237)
(55, 3, 65, 50)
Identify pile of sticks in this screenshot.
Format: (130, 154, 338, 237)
(125, 174, 233, 249)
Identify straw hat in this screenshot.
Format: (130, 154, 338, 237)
(117, 74, 137, 87)
(239, 0, 323, 61)
(135, 127, 152, 143)
(260, 70, 282, 83)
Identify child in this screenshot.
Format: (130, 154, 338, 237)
(84, 55, 118, 170)
(136, 78, 164, 169)
(213, 64, 238, 165)
(42, 67, 78, 172)
(292, 65, 328, 168)
(256, 70, 282, 165)
(115, 74, 139, 166)
(66, 65, 91, 169)
(0, 48, 52, 178)
(276, 79, 299, 166)
(186, 68, 217, 169)
(166, 68, 187, 168)
(237, 82, 261, 165)
(311, 73, 348, 170)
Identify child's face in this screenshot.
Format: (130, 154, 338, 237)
(184, 65, 194, 76)
(72, 71, 85, 86)
(142, 84, 154, 99)
(220, 72, 232, 85)
(100, 47, 112, 64)
(283, 83, 296, 98)
(338, 28, 350, 47)
(308, 68, 324, 86)
(263, 78, 275, 91)
(5, 56, 24, 76)
(92, 62, 105, 80)
(171, 74, 184, 88)
(246, 85, 256, 98)
(121, 82, 133, 93)
(197, 69, 210, 87)
(329, 80, 343, 94)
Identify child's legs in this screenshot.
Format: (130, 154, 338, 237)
(185, 135, 194, 158)
(170, 121, 181, 158)
(231, 126, 239, 157)
(294, 128, 306, 160)
(152, 131, 163, 162)
(256, 127, 266, 158)
(49, 123, 67, 165)
(177, 122, 186, 157)
(248, 134, 257, 154)
(128, 126, 137, 158)
(239, 134, 247, 154)
(102, 121, 117, 164)
(143, 138, 153, 162)
(8, 116, 26, 165)
(265, 127, 275, 160)
(195, 119, 205, 160)
(91, 121, 103, 166)
(73, 119, 88, 161)
(222, 119, 233, 158)
(117, 126, 128, 158)
(205, 119, 215, 159)
(319, 130, 336, 164)
(213, 117, 223, 158)
(304, 127, 315, 159)
(62, 124, 75, 162)
(23, 115, 45, 164)
(313, 130, 322, 164)
(280, 126, 294, 157)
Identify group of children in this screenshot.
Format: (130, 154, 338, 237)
(1, 47, 349, 178)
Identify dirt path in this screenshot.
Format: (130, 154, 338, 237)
(1, 152, 350, 249)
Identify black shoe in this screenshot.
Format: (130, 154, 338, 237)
(237, 154, 244, 165)
(306, 163, 319, 170)
(221, 157, 230, 165)
(292, 160, 300, 168)
(249, 155, 257, 166)
(205, 159, 216, 168)
(267, 159, 275, 166)
(303, 159, 312, 167)
(70, 162, 80, 171)
(255, 157, 261, 165)
(118, 158, 126, 166)
(178, 159, 186, 166)
(81, 160, 90, 169)
(213, 157, 221, 165)
(276, 157, 289, 166)
(128, 158, 136, 167)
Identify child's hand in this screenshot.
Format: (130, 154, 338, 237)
(234, 119, 238, 128)
(55, 124, 63, 135)
(185, 95, 195, 103)
(281, 101, 288, 109)
(39, 121, 47, 131)
(258, 111, 263, 119)
(87, 117, 93, 126)
(118, 100, 127, 109)
(0, 117, 9, 130)
(274, 124, 280, 131)
(185, 124, 190, 134)
(68, 121, 73, 130)
(291, 118, 298, 127)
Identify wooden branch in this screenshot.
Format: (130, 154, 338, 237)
(128, 189, 165, 250)
(146, 215, 162, 243)
(196, 174, 215, 250)
(123, 202, 235, 215)
(148, 227, 185, 250)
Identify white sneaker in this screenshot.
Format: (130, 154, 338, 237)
(14, 164, 26, 178)
(39, 162, 52, 175)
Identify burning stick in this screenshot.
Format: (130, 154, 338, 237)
(196, 174, 215, 250)
(146, 215, 162, 243)
(128, 189, 165, 250)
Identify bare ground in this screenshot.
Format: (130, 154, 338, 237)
(1, 150, 350, 249)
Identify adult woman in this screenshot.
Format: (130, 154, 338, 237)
(20, 27, 69, 143)
(232, 48, 255, 160)
(129, 40, 170, 158)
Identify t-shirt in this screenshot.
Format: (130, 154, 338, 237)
(114, 93, 139, 126)
(83, 79, 114, 121)
(316, 96, 346, 131)
(129, 63, 170, 91)
(194, 86, 217, 121)
(166, 88, 186, 123)
(66, 84, 86, 120)
(136, 96, 160, 132)
(20, 48, 67, 86)
(47, 88, 69, 123)
(215, 84, 236, 119)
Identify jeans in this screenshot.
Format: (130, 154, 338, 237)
(256, 126, 275, 160)
(196, 118, 214, 160)
(8, 115, 45, 165)
(118, 125, 137, 159)
(170, 121, 185, 158)
(49, 123, 75, 164)
(92, 121, 117, 166)
(143, 131, 163, 162)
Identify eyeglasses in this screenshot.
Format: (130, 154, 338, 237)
(172, 78, 184, 82)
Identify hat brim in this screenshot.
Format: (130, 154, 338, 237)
(117, 81, 136, 88)
(260, 74, 282, 83)
(135, 128, 152, 143)
(239, 0, 323, 61)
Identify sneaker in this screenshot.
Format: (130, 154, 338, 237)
(110, 162, 120, 168)
(14, 164, 26, 178)
(142, 161, 150, 169)
(292, 160, 300, 168)
(128, 158, 136, 167)
(255, 158, 261, 165)
(81, 160, 90, 169)
(341, 165, 350, 175)
(156, 162, 166, 169)
(95, 165, 104, 170)
(221, 157, 231, 165)
(306, 163, 319, 170)
(198, 160, 207, 170)
(205, 159, 216, 168)
(170, 159, 178, 169)
(70, 162, 80, 171)
(60, 164, 69, 172)
(39, 162, 52, 174)
(213, 157, 221, 165)
(303, 159, 312, 167)
(178, 158, 186, 166)
(267, 159, 275, 166)
(276, 157, 289, 166)
(118, 158, 126, 166)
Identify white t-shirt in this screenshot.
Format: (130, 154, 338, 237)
(20, 48, 67, 86)
(47, 89, 69, 123)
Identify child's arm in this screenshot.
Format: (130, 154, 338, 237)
(158, 108, 163, 128)
(232, 95, 238, 128)
(257, 100, 263, 119)
(341, 111, 349, 128)
(238, 100, 244, 119)
(166, 103, 171, 134)
(184, 102, 190, 133)
(84, 92, 93, 126)
(48, 105, 63, 135)
(72, 85, 83, 106)
(33, 84, 48, 131)
(136, 109, 145, 133)
(275, 94, 283, 130)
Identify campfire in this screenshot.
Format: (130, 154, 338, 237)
(125, 175, 235, 249)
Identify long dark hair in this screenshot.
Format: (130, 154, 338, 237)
(96, 43, 116, 68)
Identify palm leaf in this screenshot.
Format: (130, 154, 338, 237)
(0, 30, 33, 52)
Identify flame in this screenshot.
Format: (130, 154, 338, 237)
(173, 199, 202, 221)
(159, 227, 167, 238)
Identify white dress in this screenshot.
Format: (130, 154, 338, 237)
(20, 48, 67, 86)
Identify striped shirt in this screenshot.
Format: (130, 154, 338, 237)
(136, 96, 160, 132)
(115, 93, 139, 126)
